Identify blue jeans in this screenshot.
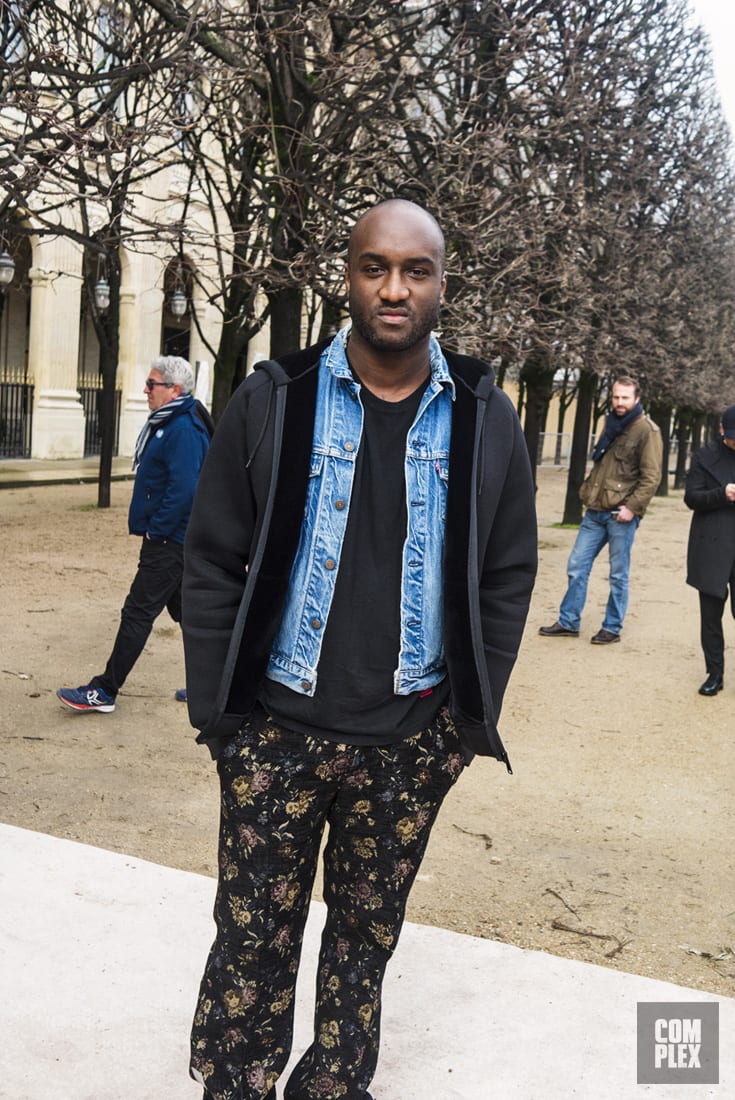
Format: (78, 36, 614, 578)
(558, 509, 641, 634)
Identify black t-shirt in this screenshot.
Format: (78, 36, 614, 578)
(259, 376, 448, 743)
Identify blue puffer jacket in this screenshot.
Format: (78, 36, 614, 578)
(128, 395, 210, 544)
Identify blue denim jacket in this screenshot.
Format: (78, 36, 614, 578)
(266, 325, 455, 697)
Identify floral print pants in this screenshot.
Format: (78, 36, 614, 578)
(190, 706, 465, 1100)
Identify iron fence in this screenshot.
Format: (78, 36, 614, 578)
(0, 380, 33, 458)
(79, 386, 122, 457)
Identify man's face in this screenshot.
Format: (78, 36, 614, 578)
(346, 204, 446, 354)
(611, 383, 638, 417)
(144, 368, 179, 411)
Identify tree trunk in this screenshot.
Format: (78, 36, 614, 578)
(562, 370, 596, 525)
(211, 318, 245, 421)
(521, 350, 554, 485)
(268, 286, 303, 359)
(318, 299, 343, 343)
(554, 376, 571, 466)
(673, 408, 691, 490)
(495, 353, 512, 390)
(649, 400, 670, 497)
(705, 412, 720, 441)
(96, 262, 121, 510)
(691, 414, 704, 456)
(97, 343, 117, 509)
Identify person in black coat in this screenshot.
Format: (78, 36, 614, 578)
(181, 201, 537, 1100)
(685, 404, 735, 696)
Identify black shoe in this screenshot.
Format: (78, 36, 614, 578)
(539, 621, 580, 637)
(591, 628, 620, 645)
(698, 674, 723, 696)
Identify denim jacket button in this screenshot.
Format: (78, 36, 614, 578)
(335, 499, 346, 510)
(301, 680, 312, 692)
(343, 441, 355, 452)
(325, 558, 336, 570)
(311, 618, 322, 630)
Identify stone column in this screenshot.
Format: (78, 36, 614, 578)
(28, 237, 85, 459)
(117, 251, 166, 457)
(117, 287, 148, 457)
(188, 283, 216, 407)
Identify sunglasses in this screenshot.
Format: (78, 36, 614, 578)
(145, 379, 174, 391)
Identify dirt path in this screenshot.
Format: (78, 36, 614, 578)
(1, 468, 732, 996)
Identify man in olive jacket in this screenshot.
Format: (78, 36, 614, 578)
(540, 375, 662, 644)
(685, 404, 735, 696)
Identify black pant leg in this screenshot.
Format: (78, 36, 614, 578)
(93, 538, 184, 696)
(699, 590, 726, 677)
(284, 709, 466, 1100)
(190, 721, 331, 1100)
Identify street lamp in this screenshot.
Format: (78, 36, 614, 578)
(93, 251, 110, 311)
(169, 286, 187, 318)
(0, 249, 15, 290)
(94, 277, 111, 311)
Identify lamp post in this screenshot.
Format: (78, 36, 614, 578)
(169, 286, 187, 318)
(94, 276, 111, 311)
(93, 251, 110, 312)
(0, 249, 15, 290)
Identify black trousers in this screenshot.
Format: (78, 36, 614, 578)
(92, 537, 183, 698)
(699, 582, 735, 677)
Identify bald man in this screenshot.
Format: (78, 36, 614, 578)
(183, 200, 537, 1100)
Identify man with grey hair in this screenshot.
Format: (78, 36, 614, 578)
(58, 355, 212, 713)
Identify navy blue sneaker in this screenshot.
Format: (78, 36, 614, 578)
(175, 688, 187, 702)
(57, 684, 116, 713)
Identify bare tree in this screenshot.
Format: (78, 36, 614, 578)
(4, 0, 733, 479)
(0, 0, 196, 503)
(147, 0, 460, 415)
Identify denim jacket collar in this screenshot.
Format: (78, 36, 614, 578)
(326, 323, 456, 401)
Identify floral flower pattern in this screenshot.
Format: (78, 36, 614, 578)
(190, 706, 464, 1100)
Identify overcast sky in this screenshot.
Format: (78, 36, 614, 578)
(688, 0, 735, 134)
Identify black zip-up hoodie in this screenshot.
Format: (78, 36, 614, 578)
(182, 340, 537, 770)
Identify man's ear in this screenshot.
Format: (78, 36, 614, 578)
(344, 261, 350, 292)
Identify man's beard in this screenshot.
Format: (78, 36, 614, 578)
(349, 299, 441, 352)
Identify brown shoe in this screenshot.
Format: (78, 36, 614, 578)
(591, 628, 620, 645)
(539, 621, 580, 637)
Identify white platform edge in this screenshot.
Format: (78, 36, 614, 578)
(0, 823, 731, 1099)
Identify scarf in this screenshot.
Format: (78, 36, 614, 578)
(132, 394, 191, 471)
(591, 401, 643, 463)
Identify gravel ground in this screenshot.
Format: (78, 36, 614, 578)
(1, 468, 732, 997)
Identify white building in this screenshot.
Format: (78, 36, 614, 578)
(0, 209, 228, 461)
